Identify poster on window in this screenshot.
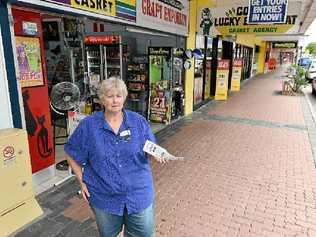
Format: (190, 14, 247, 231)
(231, 59, 243, 92)
(15, 36, 44, 87)
(193, 77, 203, 105)
(68, 111, 87, 136)
(205, 60, 212, 99)
(148, 48, 172, 123)
(215, 59, 230, 101)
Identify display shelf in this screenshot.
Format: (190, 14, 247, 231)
(127, 80, 144, 83)
(126, 55, 148, 117)
(127, 70, 147, 74)
(128, 88, 143, 92)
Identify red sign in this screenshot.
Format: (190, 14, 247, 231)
(85, 35, 120, 44)
(3, 146, 15, 159)
(233, 59, 243, 67)
(217, 59, 230, 70)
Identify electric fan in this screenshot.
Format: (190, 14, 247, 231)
(50, 82, 80, 171)
(50, 81, 80, 112)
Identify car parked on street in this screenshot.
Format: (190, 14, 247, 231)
(312, 79, 316, 95)
(298, 57, 312, 70)
(306, 59, 316, 83)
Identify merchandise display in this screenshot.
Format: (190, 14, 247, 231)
(126, 55, 149, 117)
(85, 35, 122, 82)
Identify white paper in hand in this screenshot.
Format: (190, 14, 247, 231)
(143, 140, 184, 161)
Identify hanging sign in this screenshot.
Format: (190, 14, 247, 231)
(15, 36, 44, 88)
(272, 41, 297, 48)
(197, 0, 300, 36)
(231, 59, 243, 92)
(248, 0, 288, 24)
(136, 0, 189, 36)
(215, 59, 230, 101)
(85, 35, 120, 44)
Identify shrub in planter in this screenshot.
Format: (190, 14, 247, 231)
(290, 65, 308, 93)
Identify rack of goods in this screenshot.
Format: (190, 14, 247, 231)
(126, 56, 148, 117)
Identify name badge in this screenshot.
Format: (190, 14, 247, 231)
(119, 129, 131, 141)
(120, 130, 131, 137)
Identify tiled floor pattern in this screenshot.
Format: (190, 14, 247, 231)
(13, 67, 316, 237)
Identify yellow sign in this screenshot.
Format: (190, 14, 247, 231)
(215, 60, 230, 101)
(231, 59, 243, 92)
(71, 0, 116, 16)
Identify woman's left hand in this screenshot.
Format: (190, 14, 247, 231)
(151, 154, 168, 163)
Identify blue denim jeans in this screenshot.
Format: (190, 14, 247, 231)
(90, 203, 155, 237)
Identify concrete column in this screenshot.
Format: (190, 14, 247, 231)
(0, 23, 13, 129)
(258, 41, 267, 74)
(184, 0, 197, 116)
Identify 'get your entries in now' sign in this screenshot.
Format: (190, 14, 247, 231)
(248, 0, 288, 24)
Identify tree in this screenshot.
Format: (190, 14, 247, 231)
(306, 42, 316, 55)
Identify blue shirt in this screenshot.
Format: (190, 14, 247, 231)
(64, 109, 156, 216)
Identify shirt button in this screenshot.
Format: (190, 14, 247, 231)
(115, 141, 119, 145)
(119, 164, 122, 168)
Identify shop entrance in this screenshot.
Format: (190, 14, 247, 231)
(12, 6, 187, 190)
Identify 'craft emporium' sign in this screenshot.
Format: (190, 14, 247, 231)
(137, 0, 189, 36)
(248, 0, 288, 24)
(39, 0, 136, 22)
(197, 0, 300, 36)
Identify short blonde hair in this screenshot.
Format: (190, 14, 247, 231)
(98, 77, 128, 101)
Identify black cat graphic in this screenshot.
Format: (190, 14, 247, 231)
(22, 90, 37, 137)
(37, 115, 52, 158)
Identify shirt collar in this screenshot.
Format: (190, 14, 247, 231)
(94, 109, 135, 132)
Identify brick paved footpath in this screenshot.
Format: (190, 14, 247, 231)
(13, 67, 316, 237)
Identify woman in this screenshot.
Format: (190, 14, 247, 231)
(64, 78, 165, 237)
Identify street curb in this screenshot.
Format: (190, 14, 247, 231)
(304, 90, 316, 124)
(302, 90, 316, 168)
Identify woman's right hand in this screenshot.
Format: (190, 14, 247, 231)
(80, 182, 91, 202)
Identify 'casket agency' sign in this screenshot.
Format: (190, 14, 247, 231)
(248, 0, 288, 24)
